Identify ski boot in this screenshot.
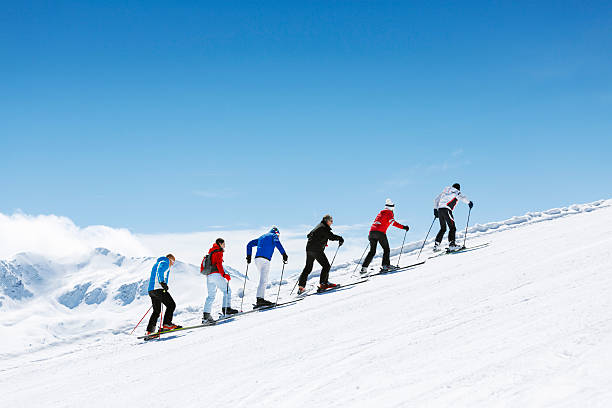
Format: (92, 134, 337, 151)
(297, 286, 307, 296)
(380, 265, 400, 273)
(359, 266, 369, 276)
(202, 312, 216, 325)
(317, 282, 339, 293)
(447, 242, 463, 252)
(222, 306, 239, 315)
(144, 330, 160, 340)
(162, 322, 182, 331)
(433, 242, 442, 252)
(255, 297, 275, 308)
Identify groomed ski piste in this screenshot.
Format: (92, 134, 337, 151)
(1, 199, 612, 407)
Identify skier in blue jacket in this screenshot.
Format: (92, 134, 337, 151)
(145, 254, 182, 338)
(246, 226, 288, 307)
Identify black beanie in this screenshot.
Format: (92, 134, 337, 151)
(452, 183, 461, 190)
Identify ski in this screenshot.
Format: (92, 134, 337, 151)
(299, 279, 368, 297)
(138, 299, 304, 340)
(365, 260, 426, 278)
(138, 321, 220, 339)
(428, 242, 490, 259)
(247, 298, 304, 313)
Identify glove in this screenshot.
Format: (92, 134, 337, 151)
(160, 282, 168, 291)
(403, 225, 410, 231)
(223, 273, 231, 282)
(282, 253, 288, 264)
(246, 255, 251, 264)
(434, 209, 439, 218)
(338, 237, 345, 247)
(468, 201, 474, 209)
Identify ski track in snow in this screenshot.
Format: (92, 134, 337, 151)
(1, 199, 612, 407)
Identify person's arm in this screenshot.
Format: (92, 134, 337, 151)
(457, 191, 471, 205)
(390, 213, 409, 230)
(433, 193, 442, 209)
(246, 239, 258, 257)
(274, 235, 286, 255)
(156, 260, 169, 284)
(213, 251, 225, 276)
(392, 219, 409, 230)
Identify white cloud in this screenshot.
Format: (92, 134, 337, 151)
(0, 211, 374, 280)
(0, 212, 151, 261)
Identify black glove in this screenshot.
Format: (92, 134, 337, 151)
(403, 225, 410, 231)
(338, 237, 345, 246)
(282, 253, 288, 264)
(434, 209, 439, 218)
(160, 282, 168, 291)
(468, 201, 474, 209)
(246, 255, 251, 264)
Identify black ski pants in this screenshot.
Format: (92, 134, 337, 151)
(362, 230, 391, 268)
(435, 208, 456, 244)
(298, 250, 331, 287)
(146, 289, 176, 332)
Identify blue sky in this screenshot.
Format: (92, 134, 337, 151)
(1, 1, 611, 240)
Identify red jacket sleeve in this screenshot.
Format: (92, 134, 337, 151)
(212, 250, 225, 275)
(392, 220, 405, 229)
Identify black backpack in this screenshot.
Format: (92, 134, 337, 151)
(200, 249, 221, 275)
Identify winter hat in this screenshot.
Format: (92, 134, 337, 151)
(270, 226, 280, 235)
(385, 198, 395, 210)
(452, 183, 461, 190)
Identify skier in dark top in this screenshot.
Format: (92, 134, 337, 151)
(297, 214, 344, 294)
(145, 254, 182, 338)
(433, 183, 473, 251)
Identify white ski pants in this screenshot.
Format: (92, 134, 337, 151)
(254, 257, 271, 298)
(204, 273, 231, 313)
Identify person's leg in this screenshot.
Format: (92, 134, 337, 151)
(362, 233, 379, 267)
(203, 274, 218, 313)
(380, 233, 391, 266)
(160, 291, 176, 325)
(220, 274, 232, 308)
(435, 211, 447, 243)
(255, 258, 271, 299)
(146, 291, 162, 332)
(299, 251, 316, 287)
(315, 251, 331, 284)
(447, 210, 457, 244)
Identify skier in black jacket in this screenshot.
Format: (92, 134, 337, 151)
(298, 214, 344, 294)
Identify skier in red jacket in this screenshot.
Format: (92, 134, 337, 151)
(202, 238, 239, 324)
(360, 199, 409, 274)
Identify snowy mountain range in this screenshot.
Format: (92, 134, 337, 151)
(2, 198, 611, 407)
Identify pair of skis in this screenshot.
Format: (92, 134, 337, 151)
(361, 260, 426, 278)
(428, 242, 490, 259)
(296, 279, 369, 297)
(138, 298, 304, 340)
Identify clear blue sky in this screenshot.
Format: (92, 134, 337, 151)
(1, 1, 611, 235)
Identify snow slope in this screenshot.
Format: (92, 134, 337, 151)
(1, 199, 612, 407)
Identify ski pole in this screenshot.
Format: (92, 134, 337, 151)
(290, 278, 299, 296)
(130, 306, 153, 335)
(159, 304, 164, 332)
(239, 263, 250, 312)
(417, 217, 436, 259)
(396, 229, 408, 267)
(329, 243, 340, 269)
(275, 262, 287, 305)
(352, 243, 370, 275)
(463, 207, 472, 248)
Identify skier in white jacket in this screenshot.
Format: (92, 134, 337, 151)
(433, 183, 473, 251)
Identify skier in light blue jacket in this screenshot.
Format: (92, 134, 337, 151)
(246, 226, 288, 307)
(145, 254, 182, 337)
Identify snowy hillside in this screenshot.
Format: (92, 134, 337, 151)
(2, 199, 612, 407)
